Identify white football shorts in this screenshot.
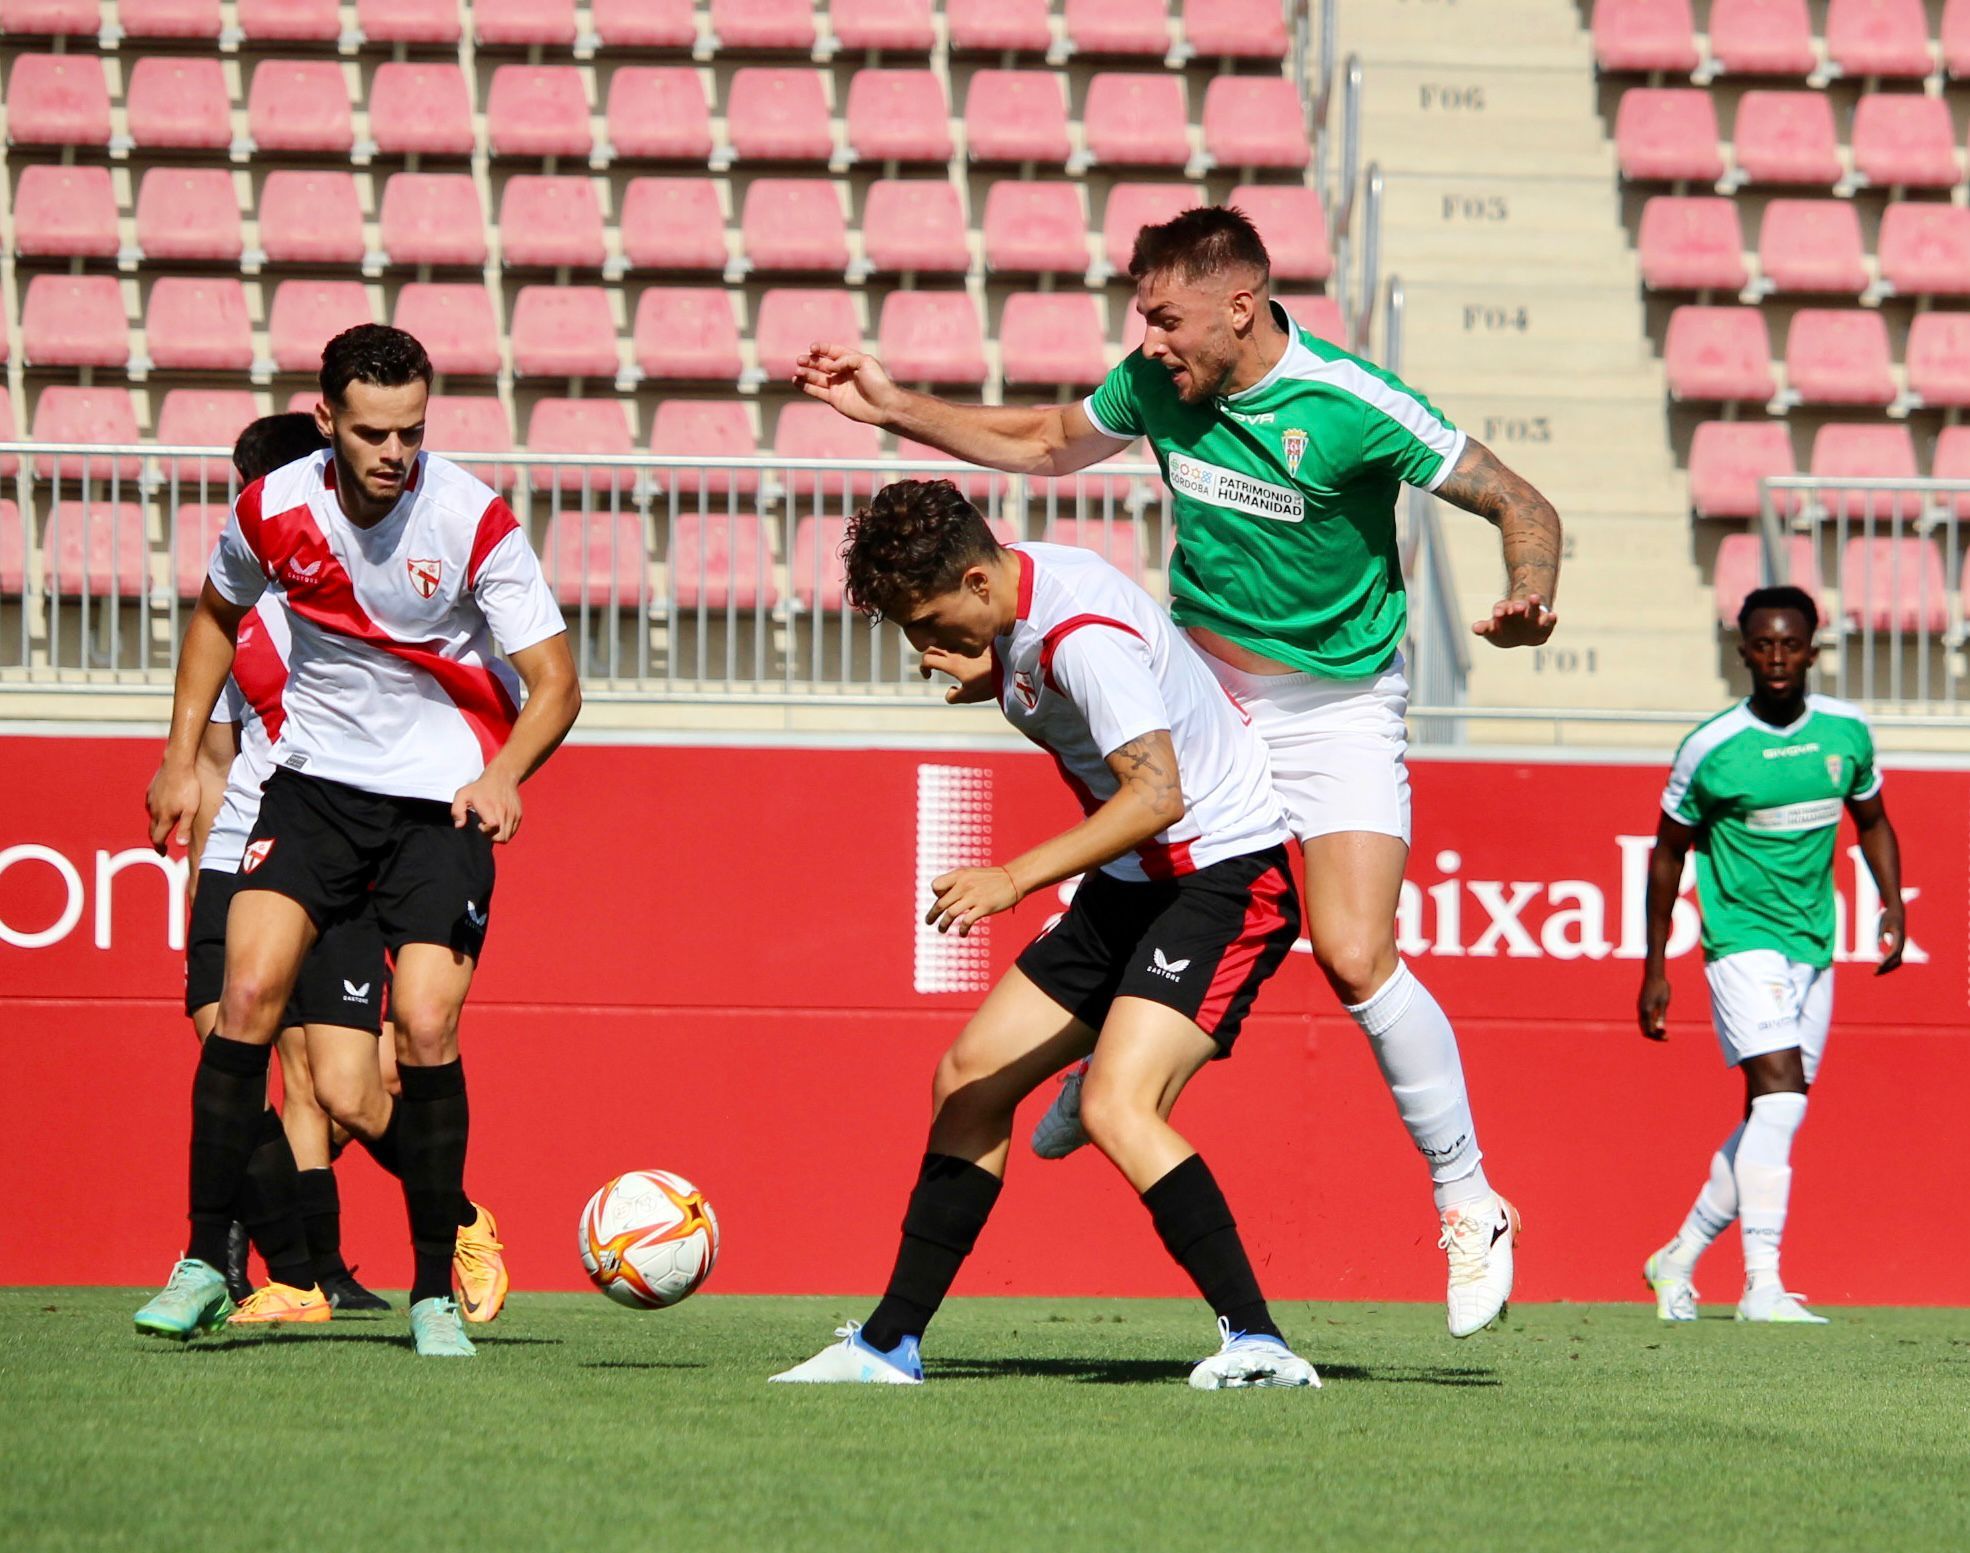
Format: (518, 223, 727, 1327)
(1704, 949, 1833, 1082)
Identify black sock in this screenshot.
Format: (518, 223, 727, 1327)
(860, 1154, 1002, 1352)
(237, 1109, 317, 1291)
(294, 1167, 349, 1284)
(357, 1098, 402, 1178)
(188, 1035, 275, 1270)
(398, 1061, 469, 1305)
(1142, 1154, 1281, 1341)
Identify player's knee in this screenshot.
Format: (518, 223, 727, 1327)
(309, 1065, 374, 1129)
(391, 1000, 459, 1063)
(1311, 936, 1395, 1004)
(931, 1047, 1015, 1126)
(1076, 1074, 1150, 1157)
(218, 973, 285, 1033)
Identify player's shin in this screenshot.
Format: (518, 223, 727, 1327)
(1659, 1122, 1744, 1275)
(859, 1153, 1003, 1352)
(1142, 1153, 1281, 1341)
(188, 1035, 279, 1270)
(397, 1060, 472, 1305)
(294, 1167, 349, 1284)
(236, 1107, 319, 1292)
(1736, 1093, 1807, 1288)
(1347, 962, 1491, 1208)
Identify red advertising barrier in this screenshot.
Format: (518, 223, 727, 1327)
(2, 736, 1965, 1304)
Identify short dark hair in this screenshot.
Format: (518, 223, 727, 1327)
(319, 323, 433, 407)
(1128, 205, 1271, 287)
(1738, 584, 1819, 636)
(842, 479, 1004, 621)
(232, 412, 327, 485)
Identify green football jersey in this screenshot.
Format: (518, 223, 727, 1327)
(1082, 302, 1466, 680)
(1662, 695, 1881, 967)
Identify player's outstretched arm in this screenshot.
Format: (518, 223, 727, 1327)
(793, 342, 1126, 477)
(450, 634, 581, 844)
(1847, 793, 1906, 975)
(926, 729, 1186, 936)
(1434, 438, 1563, 648)
(1637, 812, 1695, 1039)
(148, 583, 250, 854)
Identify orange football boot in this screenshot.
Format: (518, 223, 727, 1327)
(227, 1281, 331, 1325)
(454, 1202, 509, 1324)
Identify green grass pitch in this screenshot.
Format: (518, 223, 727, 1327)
(2, 1290, 1966, 1552)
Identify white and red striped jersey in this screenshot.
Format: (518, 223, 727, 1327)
(202, 597, 292, 875)
(992, 543, 1290, 881)
(207, 449, 565, 802)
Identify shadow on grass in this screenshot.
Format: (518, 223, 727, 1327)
(928, 1356, 1501, 1388)
(1317, 1364, 1500, 1387)
(139, 1333, 565, 1355)
(580, 1360, 709, 1372)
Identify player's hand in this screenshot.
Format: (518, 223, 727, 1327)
(1875, 907, 1907, 975)
(927, 866, 1022, 936)
(1473, 593, 1557, 648)
(1637, 971, 1672, 1041)
(146, 760, 202, 855)
(921, 646, 996, 705)
(452, 770, 523, 843)
(792, 343, 900, 427)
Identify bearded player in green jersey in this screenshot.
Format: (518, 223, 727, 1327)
(794, 207, 1562, 1337)
(1637, 586, 1904, 1325)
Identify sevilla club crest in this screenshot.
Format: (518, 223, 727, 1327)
(243, 838, 275, 874)
(1013, 670, 1039, 709)
(407, 558, 443, 599)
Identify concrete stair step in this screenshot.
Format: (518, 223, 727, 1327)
(1376, 172, 1622, 235)
(1362, 111, 1613, 160)
(1359, 63, 1597, 125)
(1379, 245, 1638, 288)
(1336, 0, 1589, 52)
(1392, 282, 1648, 347)
(1459, 626, 1727, 709)
(1421, 366, 1664, 401)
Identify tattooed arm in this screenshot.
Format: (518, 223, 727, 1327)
(1434, 437, 1563, 648)
(924, 730, 1186, 935)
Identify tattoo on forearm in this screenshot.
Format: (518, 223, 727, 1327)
(1437, 441, 1563, 601)
(1115, 734, 1182, 812)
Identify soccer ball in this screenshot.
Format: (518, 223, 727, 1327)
(578, 1170, 721, 1309)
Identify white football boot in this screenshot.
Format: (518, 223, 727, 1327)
(769, 1323, 925, 1383)
(1439, 1192, 1520, 1338)
(1643, 1250, 1699, 1323)
(1188, 1317, 1321, 1390)
(1735, 1283, 1829, 1324)
(1030, 1059, 1091, 1159)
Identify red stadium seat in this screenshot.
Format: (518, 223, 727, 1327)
(247, 60, 353, 154)
(511, 286, 619, 377)
(1713, 534, 1822, 627)
(379, 173, 488, 267)
(499, 177, 607, 269)
(238, 0, 341, 41)
(1811, 423, 1921, 518)
(426, 395, 518, 489)
(789, 516, 853, 609)
(1825, 0, 1932, 79)
(393, 283, 502, 376)
(126, 57, 231, 151)
(879, 292, 988, 385)
(590, 0, 694, 47)
(1707, 0, 1815, 77)
(11, 166, 119, 260)
(1850, 94, 1959, 189)
(711, 0, 815, 50)
(1932, 425, 1970, 516)
(606, 69, 714, 161)
(833, 0, 935, 51)
(0, 388, 18, 480)
(525, 398, 636, 495)
(754, 288, 861, 380)
(948, 0, 1051, 51)
(22, 274, 127, 369)
(356, 0, 460, 44)
(1000, 293, 1109, 386)
(4, 53, 111, 147)
(172, 504, 229, 596)
(1637, 196, 1747, 291)
(1877, 204, 1970, 296)
(475, 0, 577, 47)
(774, 402, 880, 498)
(1689, 420, 1797, 518)
(1757, 200, 1866, 294)
(31, 387, 142, 481)
(1664, 305, 1774, 401)
(1064, 0, 1169, 56)
(1102, 183, 1200, 277)
(1841, 537, 1947, 633)
(545, 511, 648, 608)
(966, 72, 1073, 164)
(1905, 313, 1970, 407)
(861, 181, 970, 274)
(1231, 185, 1331, 283)
(154, 390, 259, 483)
(619, 178, 729, 272)
(258, 171, 365, 266)
(740, 179, 849, 273)
(0, 1, 100, 35)
(119, 0, 222, 37)
(845, 70, 951, 163)
(1785, 310, 1895, 404)
(1044, 517, 1145, 581)
(135, 168, 242, 263)
(649, 400, 761, 496)
(670, 513, 780, 611)
(894, 439, 1011, 503)
(1204, 76, 1309, 169)
(1591, 0, 1699, 73)
(1084, 73, 1190, 167)
(1288, 293, 1347, 346)
(1614, 88, 1723, 182)
(268, 280, 375, 371)
(983, 182, 1089, 273)
(368, 63, 476, 158)
(44, 502, 150, 599)
(146, 277, 253, 371)
(633, 288, 744, 380)
(0, 499, 22, 597)
(1948, 0, 1970, 77)
(726, 69, 834, 162)
(1184, 0, 1289, 59)
(487, 66, 592, 158)
(1732, 92, 1841, 186)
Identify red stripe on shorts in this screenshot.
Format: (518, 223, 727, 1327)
(1193, 862, 1291, 1035)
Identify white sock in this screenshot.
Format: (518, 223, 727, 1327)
(1346, 962, 1490, 1211)
(1736, 1092, 1807, 1287)
(1658, 1122, 1744, 1275)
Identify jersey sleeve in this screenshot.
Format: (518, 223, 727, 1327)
(472, 525, 567, 655)
(1044, 625, 1170, 759)
(1849, 720, 1881, 801)
(1351, 365, 1467, 493)
(1660, 736, 1711, 826)
(1082, 353, 1149, 441)
(206, 497, 270, 609)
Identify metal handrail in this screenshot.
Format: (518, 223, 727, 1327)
(1327, 54, 1364, 327)
(1353, 163, 1384, 357)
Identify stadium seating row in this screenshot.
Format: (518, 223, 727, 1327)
(1639, 195, 1970, 296)
(6, 166, 1333, 282)
(1690, 419, 1970, 519)
(1663, 304, 1970, 407)
(1595, 0, 1969, 81)
(1617, 86, 1966, 188)
(2, 54, 1309, 169)
(0, 0, 1291, 60)
(1712, 533, 1964, 636)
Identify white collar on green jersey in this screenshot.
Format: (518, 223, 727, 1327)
(1220, 301, 1313, 405)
